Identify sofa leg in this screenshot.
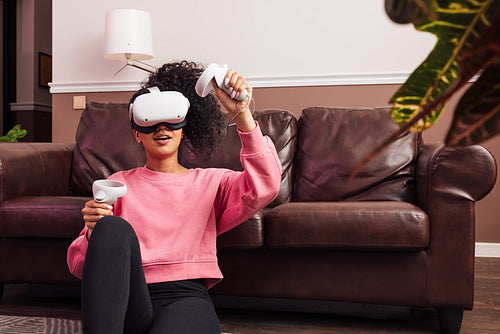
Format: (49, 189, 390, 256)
(437, 308, 463, 334)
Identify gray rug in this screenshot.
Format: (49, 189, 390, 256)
(0, 315, 82, 334)
(0, 315, 233, 333)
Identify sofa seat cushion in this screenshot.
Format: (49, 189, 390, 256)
(266, 202, 429, 251)
(0, 196, 89, 238)
(217, 208, 269, 250)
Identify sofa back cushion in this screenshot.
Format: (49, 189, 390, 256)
(71, 102, 147, 195)
(293, 107, 420, 202)
(179, 109, 297, 207)
(71, 104, 296, 206)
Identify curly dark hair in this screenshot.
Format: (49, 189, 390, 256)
(130, 60, 226, 155)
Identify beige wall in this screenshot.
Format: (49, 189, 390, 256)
(51, 0, 435, 87)
(52, 83, 500, 243)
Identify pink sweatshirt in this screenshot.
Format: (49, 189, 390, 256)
(67, 123, 282, 288)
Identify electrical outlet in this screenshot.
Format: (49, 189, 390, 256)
(73, 96, 86, 110)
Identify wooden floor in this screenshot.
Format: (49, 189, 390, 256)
(0, 257, 499, 333)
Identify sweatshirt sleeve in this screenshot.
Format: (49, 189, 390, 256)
(215, 122, 282, 235)
(67, 226, 90, 279)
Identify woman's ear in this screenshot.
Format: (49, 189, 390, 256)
(134, 130, 142, 144)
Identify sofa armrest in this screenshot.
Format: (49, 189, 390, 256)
(0, 142, 74, 201)
(416, 143, 497, 207)
(415, 143, 497, 308)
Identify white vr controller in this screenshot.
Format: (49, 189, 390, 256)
(195, 63, 248, 101)
(92, 180, 127, 204)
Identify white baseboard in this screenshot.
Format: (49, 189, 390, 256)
(475, 242, 500, 258)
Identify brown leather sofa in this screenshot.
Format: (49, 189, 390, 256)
(0, 103, 496, 333)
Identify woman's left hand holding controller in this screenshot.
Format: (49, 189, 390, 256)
(212, 69, 256, 133)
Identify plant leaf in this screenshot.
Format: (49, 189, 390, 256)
(18, 129, 27, 139)
(446, 61, 500, 145)
(350, 0, 500, 179)
(0, 124, 27, 142)
(389, 0, 500, 132)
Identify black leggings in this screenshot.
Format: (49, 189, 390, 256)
(81, 216, 221, 334)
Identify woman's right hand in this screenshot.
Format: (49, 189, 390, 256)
(82, 200, 113, 239)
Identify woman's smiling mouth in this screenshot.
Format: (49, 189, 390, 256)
(153, 133, 172, 143)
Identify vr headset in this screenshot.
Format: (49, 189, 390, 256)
(129, 87, 190, 133)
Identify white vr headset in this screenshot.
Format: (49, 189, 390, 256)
(129, 87, 190, 133)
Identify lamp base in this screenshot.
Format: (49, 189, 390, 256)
(114, 58, 157, 75)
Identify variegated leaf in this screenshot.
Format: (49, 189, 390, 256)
(446, 61, 500, 145)
(389, 0, 500, 132)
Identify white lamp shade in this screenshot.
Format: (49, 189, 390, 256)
(104, 9, 154, 61)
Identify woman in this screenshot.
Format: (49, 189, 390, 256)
(66, 61, 282, 334)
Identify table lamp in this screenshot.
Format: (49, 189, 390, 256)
(104, 9, 156, 74)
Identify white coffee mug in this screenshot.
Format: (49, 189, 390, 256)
(92, 180, 127, 204)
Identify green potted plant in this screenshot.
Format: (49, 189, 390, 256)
(0, 124, 27, 142)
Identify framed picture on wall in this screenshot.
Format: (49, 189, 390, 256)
(39, 52, 52, 88)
